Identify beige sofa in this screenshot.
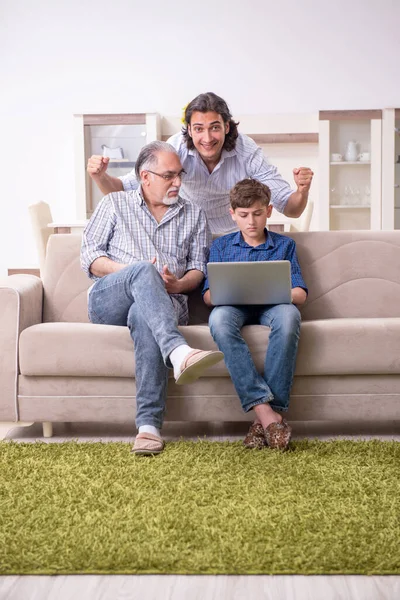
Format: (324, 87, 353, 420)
(2, 230, 400, 439)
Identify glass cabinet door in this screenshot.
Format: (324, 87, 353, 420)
(85, 122, 147, 214)
(319, 110, 382, 231)
(74, 113, 160, 219)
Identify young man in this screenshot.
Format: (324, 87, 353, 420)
(81, 141, 224, 455)
(203, 179, 308, 450)
(87, 92, 314, 233)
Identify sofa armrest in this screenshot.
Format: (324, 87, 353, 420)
(0, 275, 43, 420)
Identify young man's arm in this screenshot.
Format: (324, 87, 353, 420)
(87, 155, 125, 195)
(246, 138, 313, 218)
(283, 168, 313, 218)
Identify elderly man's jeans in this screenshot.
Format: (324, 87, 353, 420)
(88, 262, 187, 429)
(209, 304, 301, 413)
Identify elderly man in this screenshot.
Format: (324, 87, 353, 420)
(81, 141, 223, 455)
(87, 92, 314, 233)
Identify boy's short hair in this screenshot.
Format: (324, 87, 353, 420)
(230, 178, 271, 210)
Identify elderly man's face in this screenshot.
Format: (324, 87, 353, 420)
(141, 151, 185, 205)
(188, 111, 229, 166)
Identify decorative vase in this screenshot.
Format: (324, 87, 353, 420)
(344, 140, 359, 162)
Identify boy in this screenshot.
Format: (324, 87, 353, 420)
(203, 179, 308, 450)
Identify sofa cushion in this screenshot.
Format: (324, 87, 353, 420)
(42, 232, 400, 324)
(19, 323, 225, 378)
(296, 318, 400, 375)
(19, 318, 400, 378)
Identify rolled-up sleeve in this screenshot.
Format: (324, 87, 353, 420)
(80, 196, 116, 279)
(247, 146, 293, 213)
(186, 209, 212, 276)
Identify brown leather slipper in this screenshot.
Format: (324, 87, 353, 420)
(131, 432, 165, 455)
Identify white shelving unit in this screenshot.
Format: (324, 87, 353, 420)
(382, 108, 400, 230)
(330, 161, 371, 166)
(319, 110, 382, 231)
(74, 113, 161, 219)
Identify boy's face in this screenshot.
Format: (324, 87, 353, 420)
(230, 199, 272, 242)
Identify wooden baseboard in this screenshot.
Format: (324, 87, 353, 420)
(8, 268, 40, 277)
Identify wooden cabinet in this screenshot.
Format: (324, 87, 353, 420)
(74, 113, 161, 219)
(319, 110, 382, 231)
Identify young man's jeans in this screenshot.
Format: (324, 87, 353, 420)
(88, 262, 187, 430)
(209, 304, 301, 413)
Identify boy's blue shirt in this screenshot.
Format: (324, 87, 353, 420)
(202, 229, 308, 295)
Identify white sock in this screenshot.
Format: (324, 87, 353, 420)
(139, 425, 161, 437)
(169, 344, 194, 378)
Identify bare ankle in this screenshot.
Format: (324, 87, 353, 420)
(253, 403, 282, 429)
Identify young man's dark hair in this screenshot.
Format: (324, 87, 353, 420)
(230, 178, 271, 210)
(181, 92, 239, 151)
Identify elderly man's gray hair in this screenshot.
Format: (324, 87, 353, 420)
(135, 141, 178, 181)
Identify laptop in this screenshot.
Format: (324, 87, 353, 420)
(207, 261, 292, 306)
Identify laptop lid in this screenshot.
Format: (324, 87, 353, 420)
(207, 261, 292, 306)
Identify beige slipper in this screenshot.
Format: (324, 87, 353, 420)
(131, 432, 165, 455)
(175, 349, 224, 385)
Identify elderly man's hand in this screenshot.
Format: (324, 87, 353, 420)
(161, 265, 182, 294)
(87, 155, 110, 177)
(293, 167, 314, 193)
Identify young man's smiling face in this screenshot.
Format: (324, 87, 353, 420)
(230, 199, 273, 246)
(188, 111, 229, 168)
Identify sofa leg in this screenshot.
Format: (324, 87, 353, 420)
(42, 422, 53, 438)
(0, 421, 34, 440)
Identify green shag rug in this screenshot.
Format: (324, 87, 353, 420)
(1, 439, 400, 575)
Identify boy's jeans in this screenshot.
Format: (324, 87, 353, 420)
(209, 304, 301, 413)
(87, 262, 187, 429)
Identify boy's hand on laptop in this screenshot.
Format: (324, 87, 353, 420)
(203, 289, 213, 307)
(161, 265, 182, 294)
(291, 287, 307, 306)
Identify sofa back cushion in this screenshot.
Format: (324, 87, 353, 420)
(43, 234, 91, 323)
(290, 230, 400, 320)
(42, 230, 400, 323)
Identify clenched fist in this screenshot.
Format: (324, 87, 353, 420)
(293, 167, 313, 193)
(87, 155, 110, 178)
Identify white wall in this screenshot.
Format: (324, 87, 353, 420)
(1, 0, 399, 275)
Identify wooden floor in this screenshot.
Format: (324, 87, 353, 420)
(2, 420, 400, 600)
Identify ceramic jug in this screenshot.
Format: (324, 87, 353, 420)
(345, 140, 359, 162)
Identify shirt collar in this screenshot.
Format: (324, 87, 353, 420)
(232, 229, 275, 249)
(188, 145, 237, 161)
(136, 187, 146, 205)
